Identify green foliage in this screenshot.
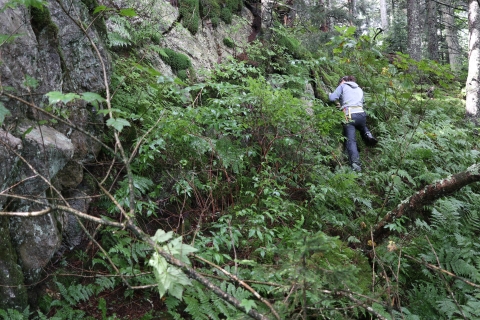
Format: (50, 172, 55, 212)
(383, 13, 408, 53)
(106, 15, 133, 48)
(0, 307, 31, 320)
(104, 6, 161, 49)
(35, 10, 480, 319)
(222, 37, 234, 48)
(149, 230, 197, 300)
(1, 0, 46, 11)
(179, 0, 200, 34)
(273, 27, 304, 59)
(0, 102, 11, 125)
(219, 7, 232, 24)
(200, 0, 220, 25)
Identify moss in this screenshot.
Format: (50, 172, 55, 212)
(179, 0, 200, 35)
(200, 0, 221, 21)
(223, 37, 235, 48)
(211, 16, 220, 28)
(161, 48, 192, 71)
(30, 6, 58, 41)
(276, 33, 302, 59)
(0, 217, 28, 311)
(220, 7, 232, 24)
(81, 0, 109, 40)
(177, 70, 188, 81)
(225, 0, 242, 12)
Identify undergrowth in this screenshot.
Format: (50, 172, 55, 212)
(2, 2, 480, 320)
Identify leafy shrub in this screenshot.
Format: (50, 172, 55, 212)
(179, 0, 200, 34)
(200, 0, 221, 23)
(223, 37, 235, 48)
(224, 0, 242, 12)
(220, 7, 232, 24)
(211, 16, 220, 28)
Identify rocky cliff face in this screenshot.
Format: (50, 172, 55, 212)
(0, 0, 109, 309)
(0, 0, 254, 311)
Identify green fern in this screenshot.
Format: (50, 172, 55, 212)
(0, 307, 30, 320)
(183, 296, 210, 320)
(107, 15, 132, 48)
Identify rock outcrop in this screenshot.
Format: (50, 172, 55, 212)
(0, 0, 108, 309)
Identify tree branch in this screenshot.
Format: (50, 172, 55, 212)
(193, 254, 281, 320)
(371, 164, 480, 243)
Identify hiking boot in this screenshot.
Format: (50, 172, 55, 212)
(351, 163, 362, 172)
(364, 132, 378, 146)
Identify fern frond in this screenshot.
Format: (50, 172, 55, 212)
(106, 15, 132, 48)
(184, 295, 209, 320)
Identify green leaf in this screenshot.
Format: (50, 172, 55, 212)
(106, 117, 130, 132)
(240, 299, 257, 313)
(119, 8, 136, 17)
(2, 0, 46, 11)
(45, 91, 80, 105)
(23, 75, 38, 89)
(93, 5, 107, 14)
(0, 102, 11, 125)
(151, 229, 174, 244)
(0, 33, 23, 44)
(21, 126, 33, 138)
(149, 252, 192, 300)
(81, 92, 106, 108)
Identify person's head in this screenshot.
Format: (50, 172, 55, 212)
(338, 75, 356, 85)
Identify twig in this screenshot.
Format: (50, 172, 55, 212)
(403, 253, 480, 289)
(193, 254, 280, 320)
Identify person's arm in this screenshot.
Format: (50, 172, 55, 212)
(329, 84, 343, 102)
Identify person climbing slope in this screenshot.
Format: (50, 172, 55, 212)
(329, 75, 378, 172)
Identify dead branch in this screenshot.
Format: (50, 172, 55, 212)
(193, 254, 281, 320)
(371, 163, 480, 243)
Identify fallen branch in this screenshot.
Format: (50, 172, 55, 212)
(194, 254, 281, 320)
(371, 163, 480, 243)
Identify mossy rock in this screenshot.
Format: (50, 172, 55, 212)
(161, 48, 192, 71)
(30, 6, 58, 40)
(179, 0, 200, 35)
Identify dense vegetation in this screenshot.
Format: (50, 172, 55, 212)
(1, 0, 480, 319)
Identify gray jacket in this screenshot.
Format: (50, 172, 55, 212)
(328, 82, 364, 111)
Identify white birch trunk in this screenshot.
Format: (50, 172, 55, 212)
(466, 0, 480, 119)
(380, 0, 388, 30)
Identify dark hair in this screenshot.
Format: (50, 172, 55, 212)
(338, 75, 356, 84)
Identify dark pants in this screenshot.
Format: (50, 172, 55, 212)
(343, 112, 370, 167)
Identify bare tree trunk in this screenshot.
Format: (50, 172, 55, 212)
(407, 0, 422, 60)
(348, 0, 356, 26)
(380, 0, 388, 30)
(370, 164, 480, 244)
(442, 0, 462, 73)
(426, 0, 439, 61)
(466, 0, 480, 120)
